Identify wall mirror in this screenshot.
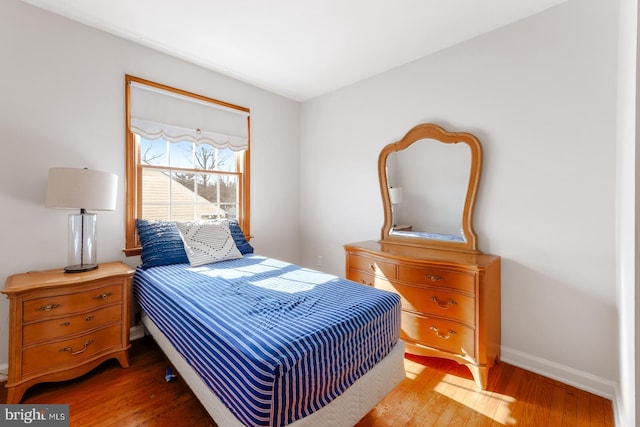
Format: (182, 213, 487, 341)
(379, 123, 482, 253)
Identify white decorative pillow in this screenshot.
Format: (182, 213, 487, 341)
(175, 221, 242, 267)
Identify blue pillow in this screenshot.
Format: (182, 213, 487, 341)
(227, 220, 254, 254)
(136, 219, 189, 269)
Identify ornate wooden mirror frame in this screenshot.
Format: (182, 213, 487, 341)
(378, 123, 483, 253)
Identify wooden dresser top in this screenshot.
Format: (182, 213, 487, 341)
(345, 240, 500, 268)
(3, 262, 135, 295)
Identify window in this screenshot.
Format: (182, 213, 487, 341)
(124, 75, 250, 256)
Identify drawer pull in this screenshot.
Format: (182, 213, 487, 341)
(426, 274, 443, 282)
(85, 315, 94, 321)
(94, 292, 112, 300)
(37, 303, 62, 312)
(60, 322, 71, 327)
(429, 326, 456, 340)
(368, 263, 376, 272)
(60, 339, 94, 355)
(431, 296, 457, 309)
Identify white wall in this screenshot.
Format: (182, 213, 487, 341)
(0, 0, 301, 368)
(300, 0, 619, 398)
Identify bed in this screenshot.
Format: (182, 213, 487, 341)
(132, 220, 406, 427)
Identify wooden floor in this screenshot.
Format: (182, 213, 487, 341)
(1, 336, 613, 426)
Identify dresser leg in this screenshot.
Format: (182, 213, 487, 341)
(6, 384, 27, 404)
(116, 351, 131, 369)
(467, 364, 488, 390)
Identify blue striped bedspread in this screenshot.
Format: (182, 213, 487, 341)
(133, 255, 401, 427)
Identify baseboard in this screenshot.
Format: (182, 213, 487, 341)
(130, 324, 146, 341)
(501, 345, 616, 400)
(612, 387, 623, 427)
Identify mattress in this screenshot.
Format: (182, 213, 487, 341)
(133, 255, 402, 427)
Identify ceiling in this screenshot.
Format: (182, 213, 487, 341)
(20, 0, 566, 101)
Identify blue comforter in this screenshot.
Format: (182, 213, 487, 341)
(133, 255, 401, 427)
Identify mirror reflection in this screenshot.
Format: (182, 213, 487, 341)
(386, 140, 470, 242)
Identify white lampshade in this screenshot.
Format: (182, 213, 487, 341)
(46, 168, 118, 210)
(389, 187, 404, 205)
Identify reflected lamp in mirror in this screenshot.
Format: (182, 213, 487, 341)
(45, 167, 118, 273)
(389, 187, 403, 227)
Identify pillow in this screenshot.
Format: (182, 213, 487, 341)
(175, 221, 243, 267)
(226, 220, 254, 254)
(136, 219, 189, 269)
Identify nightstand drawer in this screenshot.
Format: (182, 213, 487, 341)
(348, 254, 396, 279)
(23, 284, 122, 322)
(23, 305, 122, 345)
(398, 265, 475, 294)
(22, 324, 122, 376)
(401, 311, 475, 357)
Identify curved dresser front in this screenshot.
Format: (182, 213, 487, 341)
(345, 240, 500, 389)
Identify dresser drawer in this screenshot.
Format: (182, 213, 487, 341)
(23, 305, 122, 346)
(348, 270, 374, 287)
(348, 254, 397, 279)
(22, 324, 122, 376)
(348, 269, 396, 289)
(23, 284, 122, 322)
(398, 265, 475, 294)
(401, 311, 475, 357)
(383, 282, 475, 325)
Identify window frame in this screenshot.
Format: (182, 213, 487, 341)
(123, 75, 250, 256)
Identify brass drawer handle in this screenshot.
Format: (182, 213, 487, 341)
(429, 326, 456, 339)
(60, 339, 94, 355)
(432, 296, 457, 309)
(426, 274, 443, 282)
(360, 279, 373, 286)
(85, 315, 94, 321)
(368, 263, 376, 272)
(37, 303, 62, 312)
(94, 292, 112, 300)
(60, 322, 71, 327)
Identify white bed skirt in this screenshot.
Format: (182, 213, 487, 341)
(141, 313, 406, 426)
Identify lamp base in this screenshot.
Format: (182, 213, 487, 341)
(64, 264, 99, 273)
(67, 212, 98, 273)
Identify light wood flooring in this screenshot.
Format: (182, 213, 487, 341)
(1, 336, 613, 426)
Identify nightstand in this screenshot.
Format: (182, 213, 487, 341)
(2, 262, 134, 403)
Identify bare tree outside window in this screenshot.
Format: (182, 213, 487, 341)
(138, 137, 240, 222)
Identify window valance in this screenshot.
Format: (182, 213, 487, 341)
(129, 82, 249, 151)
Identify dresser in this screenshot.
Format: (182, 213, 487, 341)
(345, 240, 500, 389)
(2, 262, 134, 403)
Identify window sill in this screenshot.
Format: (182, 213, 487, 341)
(123, 247, 142, 257)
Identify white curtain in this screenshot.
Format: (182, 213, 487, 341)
(129, 82, 249, 151)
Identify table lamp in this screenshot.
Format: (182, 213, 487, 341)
(45, 167, 118, 273)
